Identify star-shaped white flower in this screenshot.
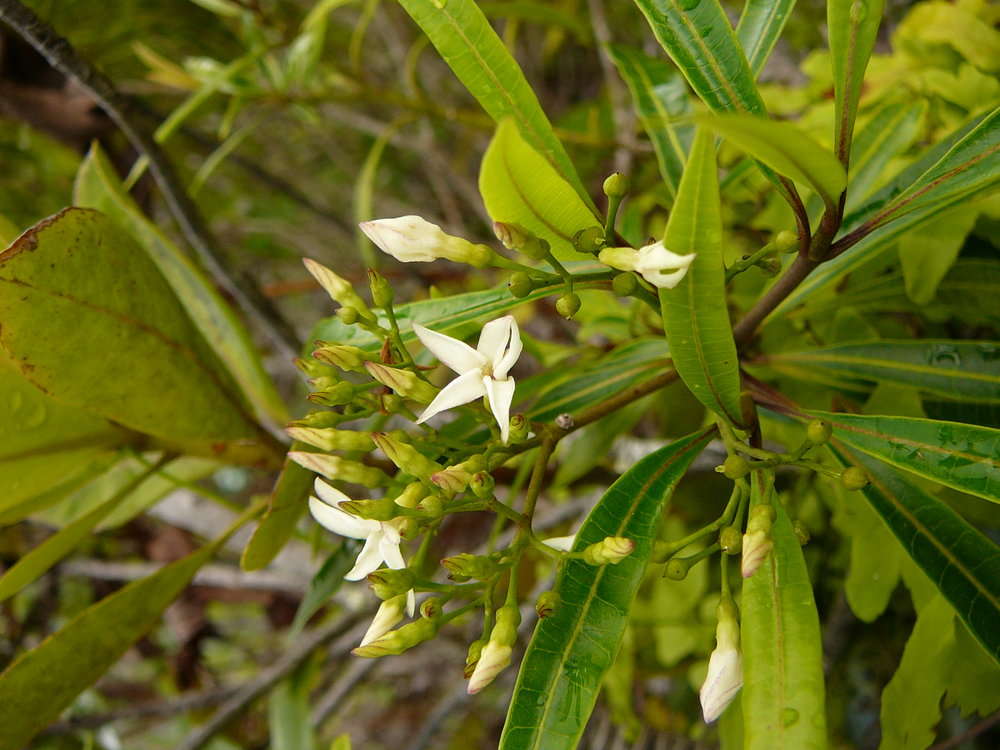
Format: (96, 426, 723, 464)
(308, 478, 414, 615)
(599, 241, 695, 289)
(412, 315, 521, 443)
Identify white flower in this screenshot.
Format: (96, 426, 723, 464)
(359, 216, 492, 267)
(541, 535, 576, 552)
(308, 479, 415, 615)
(359, 595, 408, 647)
(598, 241, 695, 289)
(412, 315, 522, 444)
(700, 616, 743, 722)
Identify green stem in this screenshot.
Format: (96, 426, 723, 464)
(604, 194, 623, 237)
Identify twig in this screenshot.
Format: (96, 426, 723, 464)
(928, 709, 1000, 750)
(0, 0, 302, 359)
(310, 658, 379, 728)
(732, 255, 818, 347)
(62, 560, 309, 596)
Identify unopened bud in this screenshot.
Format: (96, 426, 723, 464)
(303, 258, 376, 322)
(493, 221, 549, 260)
(840, 466, 869, 490)
(336, 306, 360, 325)
(603, 172, 630, 199)
(372, 432, 440, 481)
(394, 482, 427, 509)
(288, 452, 388, 486)
(470, 471, 495, 498)
(420, 597, 444, 620)
(441, 553, 499, 581)
(582, 536, 634, 565)
(312, 342, 372, 372)
(417, 494, 444, 517)
(719, 526, 742, 554)
(340, 497, 401, 522)
(365, 362, 438, 404)
(718, 455, 751, 480)
(368, 568, 416, 600)
(289, 411, 346, 429)
(359, 594, 408, 647)
(535, 591, 559, 619)
(806, 419, 833, 445)
(508, 272, 535, 298)
(285, 426, 375, 452)
(556, 292, 581, 319)
(700, 597, 742, 723)
(665, 557, 689, 580)
(775, 230, 798, 254)
(353, 617, 438, 657)
(361, 216, 493, 267)
(741, 505, 775, 578)
(294, 357, 329, 378)
(612, 271, 638, 296)
(508, 413, 529, 442)
(368, 269, 393, 308)
(467, 604, 520, 694)
(464, 639, 486, 678)
(573, 226, 606, 254)
(431, 455, 485, 495)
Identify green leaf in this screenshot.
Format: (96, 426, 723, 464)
(241, 445, 315, 570)
(397, 0, 592, 208)
(0, 209, 280, 468)
(812, 410, 1000, 505)
(736, 0, 797, 77)
(74, 144, 288, 426)
(877, 595, 955, 750)
(288, 544, 356, 638)
(659, 129, 744, 426)
(828, 0, 886, 163)
(741, 471, 827, 750)
(269, 662, 317, 750)
(829, 446, 1000, 664)
(764, 340, 1000, 403)
(0, 506, 253, 750)
(899, 204, 979, 305)
(606, 44, 692, 197)
(500, 428, 714, 750)
(480, 119, 600, 259)
(694, 113, 847, 210)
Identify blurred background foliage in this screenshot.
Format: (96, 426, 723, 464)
(1, 0, 998, 748)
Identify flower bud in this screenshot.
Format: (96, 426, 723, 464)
(600, 241, 694, 289)
(806, 419, 833, 446)
(288, 452, 388, 486)
(371, 432, 440, 481)
(556, 292, 581, 319)
(365, 362, 438, 404)
(700, 598, 742, 723)
(303, 258, 376, 322)
(467, 604, 520, 694)
(367, 568, 417, 599)
(470, 471, 495, 498)
(581, 536, 635, 565)
(719, 525, 743, 554)
(396, 517, 418, 539)
(420, 597, 444, 620)
(431, 465, 472, 495)
(417, 494, 444, 517)
(508, 272, 535, 298)
(285, 426, 375, 452)
(353, 616, 438, 657)
(308, 381, 356, 407)
(340, 497, 401, 522)
(359, 594, 408, 647)
(603, 172, 630, 199)
(294, 356, 330, 378)
(718, 455, 750, 480)
(361, 216, 494, 267)
(535, 591, 559, 619)
(775, 230, 798, 254)
(367, 269, 394, 308)
(741, 505, 776, 578)
(665, 557, 689, 580)
(441, 553, 500, 581)
(336, 306, 360, 325)
(312, 342, 373, 372)
(464, 639, 486, 679)
(612, 271, 638, 297)
(289, 411, 346, 429)
(573, 226, 606, 254)
(394, 481, 427, 509)
(493, 221, 549, 260)
(508, 414, 529, 443)
(840, 466, 869, 490)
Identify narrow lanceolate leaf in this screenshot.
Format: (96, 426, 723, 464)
(480, 119, 600, 259)
(607, 44, 692, 196)
(0, 209, 281, 468)
(695, 114, 847, 210)
(764, 340, 1000, 403)
(500, 428, 713, 750)
(736, 0, 797, 77)
(829, 445, 1000, 664)
(659, 129, 744, 426)
(811, 410, 1000, 505)
(828, 0, 886, 164)
(741, 471, 826, 750)
(397, 0, 592, 208)
(0, 506, 255, 750)
(73, 144, 288, 427)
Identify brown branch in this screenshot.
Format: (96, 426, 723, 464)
(0, 0, 302, 360)
(732, 255, 818, 347)
(928, 709, 1000, 750)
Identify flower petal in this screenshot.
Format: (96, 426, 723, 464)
(308, 495, 375, 541)
(380, 531, 406, 571)
(641, 265, 692, 289)
(412, 323, 485, 374)
(700, 648, 742, 722)
(405, 589, 416, 617)
(313, 477, 351, 506)
(345, 532, 385, 580)
(541, 534, 576, 551)
(359, 216, 441, 263)
(478, 316, 522, 379)
(416, 369, 487, 424)
(483, 376, 516, 444)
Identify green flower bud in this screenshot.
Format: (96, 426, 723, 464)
(508, 414, 529, 443)
(774, 230, 798, 254)
(352, 617, 438, 657)
(394, 481, 427, 509)
(719, 525, 743, 554)
(718, 454, 751, 480)
(602, 172, 630, 199)
(312, 342, 373, 372)
(582, 536, 635, 565)
(307, 381, 357, 407)
(806, 419, 833, 446)
(371, 432, 440, 481)
(572, 226, 606, 254)
(840, 466, 869, 490)
(611, 271, 638, 297)
(396, 517, 418, 540)
(381, 393, 404, 413)
(470, 471, 495, 498)
(493, 221, 549, 260)
(420, 597, 444, 620)
(340, 497, 401, 521)
(368, 568, 416, 599)
(365, 362, 438, 404)
(535, 591, 559, 619)
(441, 553, 500, 581)
(288, 452, 388, 486)
(417, 494, 444, 517)
(741, 505, 776, 578)
(294, 357, 329, 378)
(368, 269, 394, 308)
(285, 426, 375, 452)
(556, 292, 581, 319)
(303, 258, 376, 322)
(289, 411, 346, 429)
(665, 558, 689, 580)
(431, 466, 472, 495)
(508, 271, 535, 298)
(464, 639, 486, 679)
(336, 306, 359, 325)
